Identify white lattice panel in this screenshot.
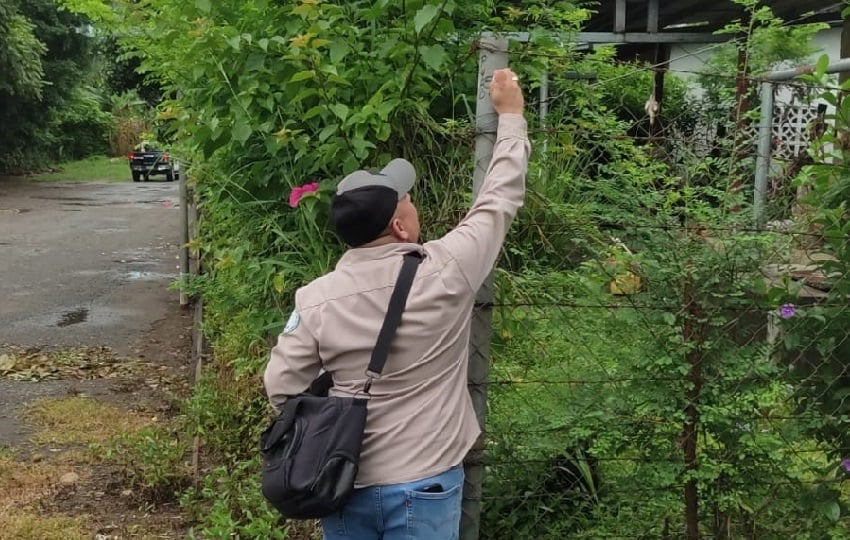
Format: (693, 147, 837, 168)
(675, 101, 825, 163)
(772, 103, 822, 160)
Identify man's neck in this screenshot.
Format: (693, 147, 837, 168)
(356, 235, 395, 249)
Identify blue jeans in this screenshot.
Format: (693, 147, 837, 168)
(322, 465, 464, 540)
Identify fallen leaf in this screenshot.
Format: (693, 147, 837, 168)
(0, 354, 15, 371)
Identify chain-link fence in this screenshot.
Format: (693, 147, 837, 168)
(466, 36, 850, 540)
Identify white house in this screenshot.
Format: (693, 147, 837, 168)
(667, 25, 842, 163)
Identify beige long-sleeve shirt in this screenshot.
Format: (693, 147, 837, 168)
(263, 113, 530, 487)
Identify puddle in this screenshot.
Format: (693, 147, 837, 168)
(56, 308, 89, 327)
(113, 259, 157, 265)
(12, 306, 133, 335)
(113, 247, 159, 260)
(73, 270, 108, 277)
(125, 271, 171, 281)
(54, 200, 168, 208)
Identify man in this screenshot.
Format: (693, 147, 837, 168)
(263, 68, 529, 540)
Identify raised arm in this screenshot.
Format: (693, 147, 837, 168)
(431, 68, 530, 291)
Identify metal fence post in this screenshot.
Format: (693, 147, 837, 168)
(461, 33, 508, 540)
(179, 166, 190, 306)
(753, 81, 774, 226)
(540, 65, 550, 156)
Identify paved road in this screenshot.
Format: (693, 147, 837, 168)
(0, 180, 182, 353)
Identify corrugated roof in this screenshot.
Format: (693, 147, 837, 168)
(583, 0, 843, 33)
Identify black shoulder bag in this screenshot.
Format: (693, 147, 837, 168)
(260, 252, 422, 519)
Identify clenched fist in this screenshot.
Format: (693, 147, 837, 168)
(489, 68, 524, 116)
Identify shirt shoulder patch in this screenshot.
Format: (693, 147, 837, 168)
(283, 310, 301, 334)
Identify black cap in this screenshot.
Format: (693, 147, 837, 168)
(330, 159, 416, 247)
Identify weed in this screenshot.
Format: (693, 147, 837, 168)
(182, 461, 316, 540)
(63, 0, 850, 537)
(101, 425, 192, 504)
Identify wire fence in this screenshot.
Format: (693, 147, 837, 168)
(470, 41, 850, 540)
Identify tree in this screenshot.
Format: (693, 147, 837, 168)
(0, 0, 46, 99)
(0, 0, 105, 172)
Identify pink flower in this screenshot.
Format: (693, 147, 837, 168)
(289, 182, 319, 208)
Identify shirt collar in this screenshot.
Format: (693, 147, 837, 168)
(336, 242, 425, 269)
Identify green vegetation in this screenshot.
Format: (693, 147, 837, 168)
(0, 0, 156, 174)
(26, 155, 129, 182)
(48, 0, 850, 538)
(101, 425, 192, 503)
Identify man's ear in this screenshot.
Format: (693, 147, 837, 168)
(390, 218, 410, 242)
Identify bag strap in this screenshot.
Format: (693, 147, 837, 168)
(363, 252, 422, 393)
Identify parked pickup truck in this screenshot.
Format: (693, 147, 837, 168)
(128, 144, 179, 182)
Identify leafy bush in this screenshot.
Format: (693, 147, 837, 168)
(51, 86, 112, 160)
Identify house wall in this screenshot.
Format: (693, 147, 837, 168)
(810, 26, 842, 65)
(666, 26, 841, 166)
(668, 26, 841, 95)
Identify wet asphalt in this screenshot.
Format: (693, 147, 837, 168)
(0, 178, 186, 447)
(0, 179, 181, 352)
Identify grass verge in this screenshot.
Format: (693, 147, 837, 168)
(25, 397, 157, 446)
(0, 513, 89, 540)
(28, 155, 129, 182)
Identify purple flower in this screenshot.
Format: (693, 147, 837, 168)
(841, 459, 850, 473)
(779, 304, 796, 319)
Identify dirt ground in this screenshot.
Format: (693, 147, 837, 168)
(0, 179, 194, 538)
